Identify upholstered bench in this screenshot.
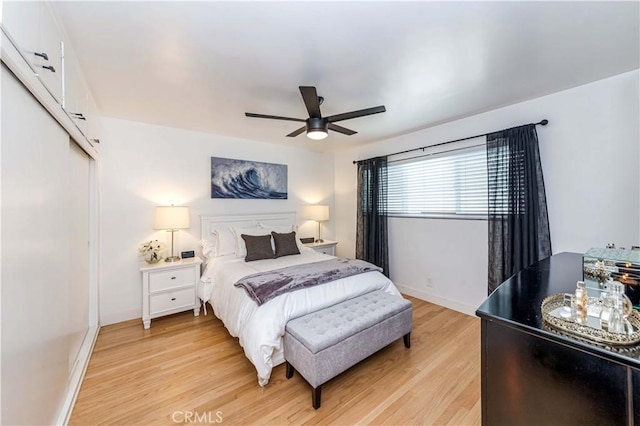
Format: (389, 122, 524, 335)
(284, 290, 412, 409)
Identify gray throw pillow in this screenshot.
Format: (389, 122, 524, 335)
(272, 231, 300, 258)
(241, 234, 275, 262)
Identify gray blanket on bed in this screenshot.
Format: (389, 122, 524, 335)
(234, 258, 382, 305)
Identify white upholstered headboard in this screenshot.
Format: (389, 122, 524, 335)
(200, 212, 296, 239)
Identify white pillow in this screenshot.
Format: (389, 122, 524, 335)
(199, 235, 217, 260)
(232, 226, 267, 258)
(213, 228, 236, 257)
(199, 227, 236, 260)
(259, 222, 305, 252)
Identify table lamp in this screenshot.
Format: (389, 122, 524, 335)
(303, 205, 329, 243)
(154, 205, 190, 262)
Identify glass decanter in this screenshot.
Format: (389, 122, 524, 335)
(610, 281, 633, 319)
(600, 281, 633, 333)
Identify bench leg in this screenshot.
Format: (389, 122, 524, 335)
(285, 361, 294, 379)
(312, 386, 322, 409)
(403, 332, 411, 348)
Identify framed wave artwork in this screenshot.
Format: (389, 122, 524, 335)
(211, 157, 288, 199)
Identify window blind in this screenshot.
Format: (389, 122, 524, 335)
(387, 143, 488, 218)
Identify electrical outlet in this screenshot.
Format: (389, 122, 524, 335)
(426, 277, 433, 288)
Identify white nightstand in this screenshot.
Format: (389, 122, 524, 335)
(139, 257, 203, 329)
(304, 240, 338, 256)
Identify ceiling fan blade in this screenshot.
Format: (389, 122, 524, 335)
(326, 105, 386, 123)
(299, 86, 322, 118)
(328, 123, 357, 136)
(286, 126, 307, 137)
(245, 112, 306, 122)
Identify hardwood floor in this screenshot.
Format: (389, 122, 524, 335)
(70, 297, 481, 425)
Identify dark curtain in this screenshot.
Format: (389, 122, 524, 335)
(356, 156, 389, 277)
(486, 124, 551, 294)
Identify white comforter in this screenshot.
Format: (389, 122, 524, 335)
(198, 248, 400, 386)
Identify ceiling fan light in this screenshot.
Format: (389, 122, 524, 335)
(306, 117, 328, 140)
(307, 129, 328, 140)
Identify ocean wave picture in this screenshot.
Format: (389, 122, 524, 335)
(211, 157, 288, 199)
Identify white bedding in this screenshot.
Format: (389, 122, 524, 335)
(198, 248, 400, 386)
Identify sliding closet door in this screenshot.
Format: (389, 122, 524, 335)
(68, 141, 90, 373)
(1, 65, 70, 425)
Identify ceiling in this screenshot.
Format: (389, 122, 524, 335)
(54, 1, 640, 153)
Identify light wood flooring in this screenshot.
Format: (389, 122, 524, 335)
(70, 297, 481, 425)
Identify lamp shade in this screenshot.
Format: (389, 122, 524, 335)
(154, 206, 190, 230)
(302, 205, 329, 222)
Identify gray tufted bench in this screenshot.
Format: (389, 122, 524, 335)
(284, 290, 412, 409)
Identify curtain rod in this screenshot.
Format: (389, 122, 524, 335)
(352, 119, 549, 164)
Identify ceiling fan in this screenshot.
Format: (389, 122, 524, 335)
(245, 86, 386, 140)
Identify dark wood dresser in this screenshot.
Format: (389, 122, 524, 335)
(476, 252, 640, 425)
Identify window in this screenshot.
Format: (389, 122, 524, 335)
(387, 143, 488, 218)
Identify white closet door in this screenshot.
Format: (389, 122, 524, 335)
(1, 65, 70, 425)
(68, 141, 90, 373)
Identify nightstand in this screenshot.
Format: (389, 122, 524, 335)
(139, 257, 203, 329)
(304, 240, 338, 256)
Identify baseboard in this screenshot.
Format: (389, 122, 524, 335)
(100, 309, 140, 327)
(396, 284, 479, 317)
(55, 325, 100, 425)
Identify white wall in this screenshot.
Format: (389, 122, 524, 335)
(99, 118, 335, 325)
(335, 70, 640, 315)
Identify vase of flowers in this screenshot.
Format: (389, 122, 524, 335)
(139, 240, 166, 264)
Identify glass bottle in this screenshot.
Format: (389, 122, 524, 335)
(610, 281, 633, 318)
(574, 281, 588, 319)
(599, 295, 613, 329)
(608, 306, 624, 333)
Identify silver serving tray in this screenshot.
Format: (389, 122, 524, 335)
(541, 293, 640, 346)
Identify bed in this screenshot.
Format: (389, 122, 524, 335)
(197, 212, 401, 386)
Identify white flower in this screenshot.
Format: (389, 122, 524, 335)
(138, 240, 166, 254)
